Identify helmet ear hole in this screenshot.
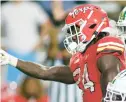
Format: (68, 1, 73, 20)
(89, 24, 97, 29)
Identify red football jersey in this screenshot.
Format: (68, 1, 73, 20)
(69, 36, 126, 102)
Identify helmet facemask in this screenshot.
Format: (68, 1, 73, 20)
(104, 70, 126, 102)
(117, 25, 126, 45)
(104, 83, 126, 102)
(117, 26, 126, 34)
(63, 19, 106, 54)
(63, 19, 95, 54)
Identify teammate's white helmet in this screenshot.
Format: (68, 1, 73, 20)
(117, 7, 126, 44)
(104, 69, 126, 102)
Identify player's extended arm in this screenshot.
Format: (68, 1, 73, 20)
(0, 50, 75, 84)
(17, 60, 75, 84)
(97, 55, 121, 97)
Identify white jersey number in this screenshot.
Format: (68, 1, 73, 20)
(83, 63, 95, 92)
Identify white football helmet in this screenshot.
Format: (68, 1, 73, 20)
(117, 7, 126, 44)
(104, 69, 126, 102)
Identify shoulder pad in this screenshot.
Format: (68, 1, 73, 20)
(97, 36, 125, 53)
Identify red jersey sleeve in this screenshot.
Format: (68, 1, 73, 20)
(96, 36, 125, 58)
(96, 36, 126, 70)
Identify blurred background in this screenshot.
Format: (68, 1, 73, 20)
(1, 0, 126, 102)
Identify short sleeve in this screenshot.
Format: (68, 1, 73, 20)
(96, 36, 125, 59)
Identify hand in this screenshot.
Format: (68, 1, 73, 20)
(0, 49, 18, 67)
(0, 49, 10, 65)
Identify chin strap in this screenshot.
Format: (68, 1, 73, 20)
(77, 31, 98, 53)
(77, 18, 106, 53)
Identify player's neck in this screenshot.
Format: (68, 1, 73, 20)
(94, 32, 108, 44)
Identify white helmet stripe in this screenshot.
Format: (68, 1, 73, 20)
(96, 20, 105, 32)
(87, 10, 94, 19)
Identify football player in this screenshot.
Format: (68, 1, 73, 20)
(103, 7, 126, 102)
(0, 4, 126, 102)
(117, 7, 126, 45)
(104, 69, 126, 102)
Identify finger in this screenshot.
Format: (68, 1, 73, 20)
(0, 60, 8, 65)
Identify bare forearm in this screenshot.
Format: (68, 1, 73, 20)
(0, 49, 74, 84)
(16, 60, 48, 79)
(16, 59, 75, 84)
